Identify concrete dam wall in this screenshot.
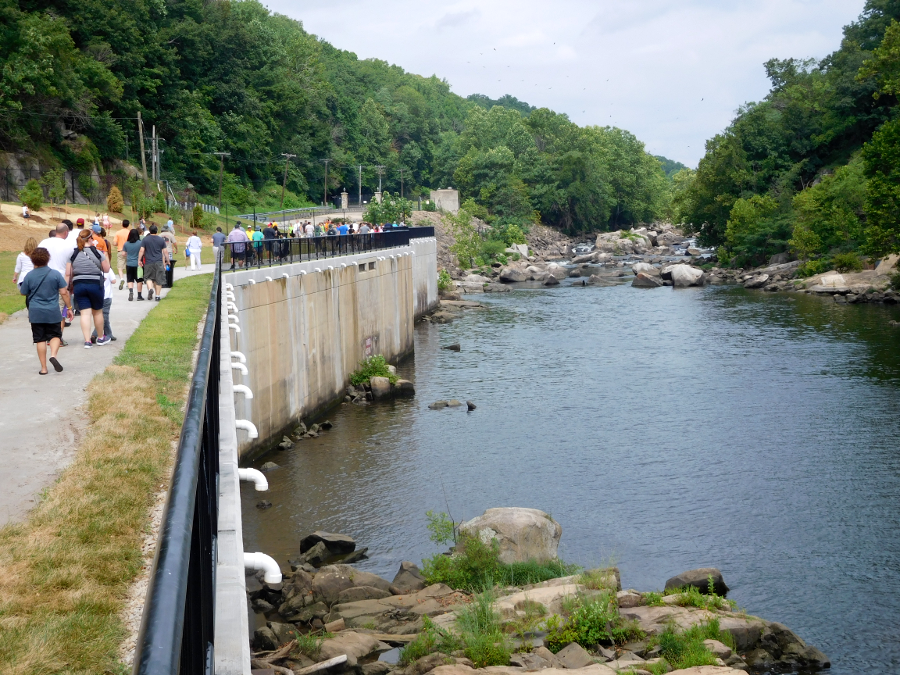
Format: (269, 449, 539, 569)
(227, 237, 437, 458)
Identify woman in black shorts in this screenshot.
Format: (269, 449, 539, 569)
(122, 228, 143, 301)
(66, 230, 112, 349)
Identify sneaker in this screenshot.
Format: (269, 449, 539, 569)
(96, 335, 112, 346)
(90, 335, 97, 344)
(148, 289, 154, 300)
(64, 321, 71, 327)
(137, 295, 145, 301)
(155, 297, 161, 302)
(60, 339, 68, 347)
(111, 336, 117, 342)
(128, 291, 134, 301)
(83, 341, 92, 349)
(119, 280, 125, 290)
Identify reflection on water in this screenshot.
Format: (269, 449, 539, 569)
(242, 283, 900, 674)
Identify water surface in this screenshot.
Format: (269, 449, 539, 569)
(242, 282, 900, 673)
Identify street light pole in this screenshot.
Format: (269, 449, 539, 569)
(280, 153, 296, 208)
(320, 158, 330, 206)
(358, 164, 362, 208)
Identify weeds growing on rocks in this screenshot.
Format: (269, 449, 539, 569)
(645, 618, 736, 674)
(664, 577, 735, 611)
(545, 591, 645, 652)
(349, 355, 397, 386)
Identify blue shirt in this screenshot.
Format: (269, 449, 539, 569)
(212, 232, 226, 246)
(20, 267, 66, 324)
(338, 224, 349, 235)
(123, 240, 142, 267)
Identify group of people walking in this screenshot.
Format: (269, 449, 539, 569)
(11, 217, 193, 376)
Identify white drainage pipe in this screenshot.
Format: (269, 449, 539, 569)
(282, 273, 289, 280)
(228, 323, 241, 334)
(228, 314, 239, 324)
(235, 419, 258, 439)
(249, 279, 256, 285)
(227, 301, 238, 313)
(244, 552, 282, 584)
(225, 291, 235, 301)
(299, 270, 307, 275)
(231, 351, 246, 363)
(225, 282, 234, 291)
(265, 276, 272, 282)
(233, 384, 253, 399)
(231, 362, 248, 375)
(237, 468, 268, 491)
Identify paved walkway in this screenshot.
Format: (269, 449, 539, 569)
(0, 263, 217, 527)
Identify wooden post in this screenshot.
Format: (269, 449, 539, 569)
(137, 111, 149, 194)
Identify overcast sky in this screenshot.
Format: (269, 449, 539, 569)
(266, 0, 867, 167)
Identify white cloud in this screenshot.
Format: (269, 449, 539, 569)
(266, 0, 867, 167)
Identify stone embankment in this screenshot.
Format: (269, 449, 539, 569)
(245, 508, 830, 675)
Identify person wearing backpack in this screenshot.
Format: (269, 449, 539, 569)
(19, 247, 70, 374)
(66, 230, 112, 348)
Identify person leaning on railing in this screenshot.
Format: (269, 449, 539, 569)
(226, 222, 249, 269)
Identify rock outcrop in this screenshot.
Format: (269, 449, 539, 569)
(457, 507, 562, 564)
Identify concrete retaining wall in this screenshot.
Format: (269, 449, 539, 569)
(227, 240, 437, 458)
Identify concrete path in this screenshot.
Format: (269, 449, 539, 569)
(0, 263, 217, 527)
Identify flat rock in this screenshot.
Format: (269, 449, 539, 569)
(319, 631, 391, 668)
(338, 586, 392, 603)
(300, 531, 356, 555)
(543, 274, 560, 286)
(703, 640, 733, 660)
(555, 642, 594, 669)
(667, 668, 747, 675)
(618, 605, 720, 636)
(632, 272, 662, 288)
(494, 584, 582, 620)
(499, 268, 528, 282)
(743, 274, 769, 289)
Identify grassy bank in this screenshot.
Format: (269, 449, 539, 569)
(0, 252, 25, 323)
(0, 273, 212, 675)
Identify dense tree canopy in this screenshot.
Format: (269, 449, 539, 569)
(675, 0, 900, 265)
(0, 0, 671, 231)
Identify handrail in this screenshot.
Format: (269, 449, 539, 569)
(133, 253, 222, 675)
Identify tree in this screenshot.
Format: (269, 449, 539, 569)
(444, 207, 481, 269)
(190, 204, 204, 229)
(106, 185, 124, 213)
(41, 169, 67, 206)
(18, 179, 42, 211)
(861, 117, 900, 256)
(364, 192, 413, 224)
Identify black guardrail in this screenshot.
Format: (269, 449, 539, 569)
(223, 227, 434, 270)
(133, 256, 222, 675)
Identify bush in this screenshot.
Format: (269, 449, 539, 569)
(399, 617, 461, 665)
(201, 211, 218, 230)
(107, 186, 124, 213)
(797, 259, 829, 278)
(190, 204, 203, 229)
(41, 168, 67, 205)
(545, 592, 645, 651)
(832, 251, 863, 273)
(78, 174, 96, 201)
(645, 619, 735, 674)
(349, 355, 397, 386)
(18, 179, 43, 211)
(890, 271, 900, 291)
(421, 534, 577, 592)
(423, 200, 437, 212)
(437, 269, 453, 293)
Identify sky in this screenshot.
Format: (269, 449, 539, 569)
(266, 0, 868, 167)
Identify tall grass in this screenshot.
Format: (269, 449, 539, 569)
(0, 274, 212, 674)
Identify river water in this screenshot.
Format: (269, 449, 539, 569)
(242, 281, 900, 673)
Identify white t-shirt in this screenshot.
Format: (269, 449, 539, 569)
(66, 228, 78, 243)
(102, 270, 117, 300)
(38, 237, 76, 278)
(15, 252, 34, 285)
(187, 235, 202, 253)
(305, 223, 314, 236)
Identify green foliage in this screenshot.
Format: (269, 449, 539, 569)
(663, 584, 734, 612)
(862, 116, 900, 256)
(577, 568, 619, 591)
(18, 179, 42, 211)
(455, 588, 511, 667)
(399, 616, 461, 665)
(293, 631, 327, 659)
(545, 592, 645, 652)
(190, 204, 204, 229)
(890, 271, 900, 290)
(832, 251, 864, 272)
(364, 192, 414, 224)
(422, 200, 437, 212)
(646, 619, 736, 673)
(426, 510, 456, 546)
(445, 208, 482, 269)
(437, 269, 453, 292)
(349, 355, 397, 386)
(724, 194, 791, 267)
(78, 175, 96, 201)
(42, 169, 67, 206)
(643, 591, 665, 607)
(421, 534, 577, 592)
(797, 259, 831, 278)
(200, 211, 218, 230)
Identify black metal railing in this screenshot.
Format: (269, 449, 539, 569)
(133, 257, 222, 675)
(222, 227, 434, 271)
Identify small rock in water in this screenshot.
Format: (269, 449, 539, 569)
(429, 400, 449, 410)
(466, 401, 477, 411)
(446, 399, 464, 407)
(256, 500, 273, 510)
(278, 436, 294, 450)
(442, 343, 461, 351)
(260, 462, 279, 472)
(319, 420, 333, 430)
(305, 431, 319, 438)
(396, 379, 416, 396)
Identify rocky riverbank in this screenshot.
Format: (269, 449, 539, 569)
(245, 508, 830, 675)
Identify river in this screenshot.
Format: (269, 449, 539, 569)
(242, 281, 900, 674)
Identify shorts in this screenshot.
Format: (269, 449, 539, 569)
(31, 321, 63, 344)
(117, 250, 126, 267)
(144, 261, 166, 286)
(74, 282, 104, 311)
(126, 265, 139, 283)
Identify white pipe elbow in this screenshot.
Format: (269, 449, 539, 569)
(238, 468, 268, 491)
(227, 313, 239, 324)
(235, 419, 258, 439)
(244, 552, 282, 584)
(233, 384, 253, 399)
(228, 323, 241, 333)
(225, 282, 234, 291)
(227, 301, 238, 313)
(249, 279, 256, 285)
(225, 291, 235, 301)
(265, 276, 273, 282)
(231, 351, 246, 363)
(282, 273, 289, 279)
(231, 362, 248, 375)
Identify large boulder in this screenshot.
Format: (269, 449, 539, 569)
(632, 272, 662, 288)
(369, 376, 392, 398)
(499, 267, 528, 283)
(664, 568, 729, 595)
(743, 274, 769, 289)
(312, 566, 355, 604)
(555, 643, 594, 669)
(300, 531, 356, 555)
(668, 264, 706, 288)
(458, 507, 562, 564)
(632, 262, 660, 276)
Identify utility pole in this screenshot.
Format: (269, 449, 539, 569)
(399, 168, 404, 199)
(375, 165, 385, 193)
(151, 125, 157, 182)
(280, 153, 296, 208)
(213, 152, 231, 208)
(358, 164, 362, 207)
(320, 158, 330, 206)
(137, 112, 149, 193)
